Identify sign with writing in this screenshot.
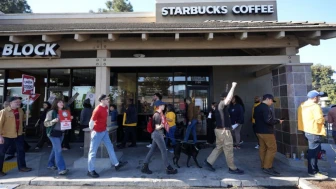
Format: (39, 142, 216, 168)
(59, 110, 72, 130)
(22, 93, 40, 105)
(48, 94, 56, 104)
(22, 74, 35, 95)
(1, 43, 59, 57)
(85, 92, 95, 106)
(162, 5, 274, 16)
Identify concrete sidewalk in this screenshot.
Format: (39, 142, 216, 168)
(0, 142, 335, 188)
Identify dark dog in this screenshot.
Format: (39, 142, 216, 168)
(173, 142, 204, 168)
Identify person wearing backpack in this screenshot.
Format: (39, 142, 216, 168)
(141, 101, 177, 175)
(118, 99, 137, 149)
(165, 104, 176, 153)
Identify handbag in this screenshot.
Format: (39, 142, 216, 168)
(50, 129, 63, 137)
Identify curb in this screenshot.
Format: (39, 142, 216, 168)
(298, 178, 320, 189)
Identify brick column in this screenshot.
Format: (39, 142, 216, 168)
(272, 64, 312, 156)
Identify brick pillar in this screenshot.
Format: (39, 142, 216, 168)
(272, 64, 312, 156)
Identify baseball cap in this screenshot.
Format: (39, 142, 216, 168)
(155, 100, 166, 106)
(9, 96, 20, 102)
(262, 94, 276, 102)
(307, 90, 324, 98)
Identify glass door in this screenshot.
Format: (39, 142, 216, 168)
(187, 86, 209, 137)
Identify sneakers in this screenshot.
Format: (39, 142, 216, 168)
(34, 147, 40, 151)
(229, 168, 244, 175)
(234, 145, 241, 150)
(309, 172, 328, 179)
(255, 145, 259, 149)
(19, 167, 32, 172)
(87, 170, 99, 178)
(47, 166, 57, 170)
(0, 172, 6, 177)
(115, 161, 128, 171)
(318, 171, 328, 176)
(141, 163, 153, 174)
(203, 160, 215, 172)
(58, 169, 69, 175)
(239, 140, 244, 145)
(146, 144, 152, 148)
(169, 149, 174, 153)
(166, 165, 177, 175)
(263, 168, 280, 176)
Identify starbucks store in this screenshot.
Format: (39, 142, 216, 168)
(1, 0, 336, 156)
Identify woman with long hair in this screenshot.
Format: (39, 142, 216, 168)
(229, 95, 245, 149)
(44, 99, 69, 175)
(35, 101, 52, 151)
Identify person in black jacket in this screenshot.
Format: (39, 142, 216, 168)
(118, 99, 137, 149)
(229, 95, 245, 149)
(253, 94, 283, 176)
(206, 102, 216, 144)
(34, 102, 52, 151)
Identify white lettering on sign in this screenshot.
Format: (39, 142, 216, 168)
(162, 5, 273, 16)
(23, 78, 34, 93)
(1, 43, 59, 57)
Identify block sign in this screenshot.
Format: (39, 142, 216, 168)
(22, 74, 35, 95)
(59, 110, 72, 130)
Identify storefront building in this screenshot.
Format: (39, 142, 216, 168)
(1, 0, 336, 155)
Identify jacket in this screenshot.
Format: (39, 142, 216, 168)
(123, 104, 137, 127)
(188, 102, 198, 121)
(252, 102, 261, 124)
(44, 110, 61, 136)
(298, 100, 326, 136)
(0, 107, 24, 138)
(229, 103, 244, 124)
(253, 103, 280, 134)
(327, 107, 336, 131)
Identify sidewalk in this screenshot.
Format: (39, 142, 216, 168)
(0, 142, 335, 188)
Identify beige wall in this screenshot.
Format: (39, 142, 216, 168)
(213, 65, 273, 142)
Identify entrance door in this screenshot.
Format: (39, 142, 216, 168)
(187, 86, 210, 138)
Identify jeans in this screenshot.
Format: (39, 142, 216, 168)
(48, 135, 66, 171)
(88, 130, 119, 172)
(0, 135, 27, 171)
(305, 133, 322, 174)
(184, 119, 198, 143)
(165, 125, 176, 146)
(144, 130, 169, 168)
(233, 124, 243, 146)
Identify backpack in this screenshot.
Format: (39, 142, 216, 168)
(147, 115, 155, 133)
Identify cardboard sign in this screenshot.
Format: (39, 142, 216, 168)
(22, 74, 35, 95)
(67, 92, 79, 106)
(59, 110, 72, 130)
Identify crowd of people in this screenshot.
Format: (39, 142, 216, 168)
(0, 82, 333, 179)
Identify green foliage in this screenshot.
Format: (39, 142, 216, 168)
(311, 64, 336, 104)
(93, 0, 133, 13)
(0, 0, 32, 13)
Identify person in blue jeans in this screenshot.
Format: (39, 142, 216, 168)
(87, 94, 128, 178)
(184, 97, 198, 144)
(44, 99, 69, 175)
(165, 104, 176, 153)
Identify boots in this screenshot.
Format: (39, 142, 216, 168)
(141, 163, 152, 174)
(166, 165, 178, 175)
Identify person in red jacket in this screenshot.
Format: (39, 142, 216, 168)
(87, 94, 128, 178)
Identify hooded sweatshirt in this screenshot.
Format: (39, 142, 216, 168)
(298, 100, 326, 136)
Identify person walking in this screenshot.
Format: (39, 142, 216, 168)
(44, 99, 70, 175)
(252, 96, 261, 149)
(79, 99, 93, 147)
(35, 101, 52, 151)
(203, 82, 244, 175)
(87, 94, 128, 178)
(141, 101, 177, 175)
(0, 97, 32, 177)
(229, 95, 245, 149)
(165, 104, 177, 153)
(184, 97, 198, 144)
(298, 90, 328, 179)
(147, 93, 163, 148)
(254, 94, 283, 176)
(206, 102, 216, 145)
(118, 99, 137, 149)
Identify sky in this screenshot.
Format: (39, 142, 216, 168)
(26, 0, 336, 69)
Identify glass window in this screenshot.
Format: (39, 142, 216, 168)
(72, 69, 96, 109)
(137, 72, 173, 114)
(110, 72, 137, 114)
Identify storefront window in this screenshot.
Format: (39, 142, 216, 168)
(49, 69, 71, 102)
(72, 69, 96, 109)
(110, 72, 137, 114)
(137, 72, 173, 114)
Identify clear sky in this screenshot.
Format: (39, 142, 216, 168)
(26, 0, 336, 69)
